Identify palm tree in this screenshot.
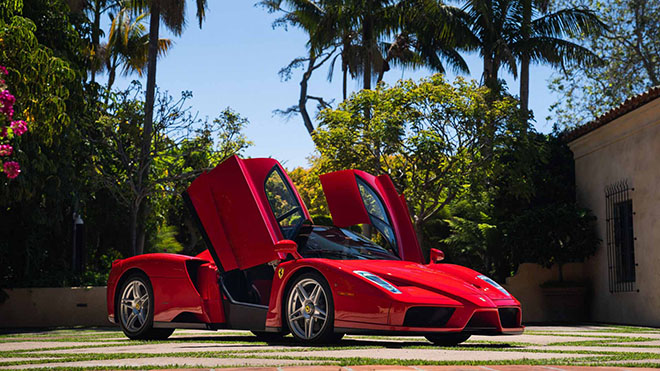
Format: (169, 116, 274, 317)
(374, 0, 477, 83)
(463, 0, 519, 91)
(101, 8, 172, 90)
(80, 0, 123, 83)
(512, 2, 604, 114)
(128, 0, 208, 256)
(464, 0, 603, 105)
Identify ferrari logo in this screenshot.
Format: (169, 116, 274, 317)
(305, 305, 311, 313)
(278, 268, 284, 279)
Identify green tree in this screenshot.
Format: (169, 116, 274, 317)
(0, 0, 95, 287)
(91, 83, 251, 256)
(549, 0, 660, 128)
(127, 0, 208, 255)
(314, 74, 523, 249)
(513, 0, 603, 115)
(464, 0, 602, 100)
(101, 8, 172, 90)
(262, 0, 474, 136)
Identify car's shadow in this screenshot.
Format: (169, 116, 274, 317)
(166, 335, 521, 349)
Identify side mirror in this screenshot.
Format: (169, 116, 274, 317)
(275, 239, 301, 260)
(429, 248, 444, 264)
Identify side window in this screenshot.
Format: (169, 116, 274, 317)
(356, 177, 397, 250)
(605, 180, 636, 293)
(265, 167, 305, 238)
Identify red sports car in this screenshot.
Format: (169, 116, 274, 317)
(107, 155, 523, 344)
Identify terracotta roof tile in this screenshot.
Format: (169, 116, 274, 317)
(563, 86, 660, 142)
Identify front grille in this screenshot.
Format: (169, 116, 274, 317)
(464, 311, 498, 331)
(498, 308, 519, 328)
(403, 307, 455, 328)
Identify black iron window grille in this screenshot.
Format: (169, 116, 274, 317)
(605, 180, 637, 293)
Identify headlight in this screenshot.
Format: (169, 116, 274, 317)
(353, 270, 401, 294)
(477, 275, 510, 297)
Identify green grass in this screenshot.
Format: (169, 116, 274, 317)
(3, 326, 660, 370)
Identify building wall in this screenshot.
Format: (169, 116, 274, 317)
(0, 287, 109, 327)
(568, 98, 660, 327)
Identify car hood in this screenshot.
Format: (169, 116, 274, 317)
(330, 259, 514, 306)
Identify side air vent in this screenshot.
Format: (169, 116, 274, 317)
(185, 260, 204, 295)
(498, 308, 520, 328)
(403, 307, 455, 328)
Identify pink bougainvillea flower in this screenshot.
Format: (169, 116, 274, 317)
(0, 144, 12, 156)
(0, 66, 7, 75)
(10, 120, 27, 136)
(3, 161, 20, 179)
(0, 90, 15, 118)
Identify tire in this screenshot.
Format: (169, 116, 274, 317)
(425, 333, 471, 346)
(251, 330, 285, 342)
(284, 272, 338, 343)
(117, 273, 173, 340)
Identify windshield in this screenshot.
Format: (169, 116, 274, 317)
(295, 225, 400, 260)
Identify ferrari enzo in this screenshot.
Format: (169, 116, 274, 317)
(107, 155, 523, 344)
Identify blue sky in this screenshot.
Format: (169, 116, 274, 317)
(108, 1, 560, 169)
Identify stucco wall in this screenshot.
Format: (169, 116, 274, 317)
(0, 287, 109, 328)
(568, 98, 660, 327)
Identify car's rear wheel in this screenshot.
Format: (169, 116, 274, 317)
(285, 272, 338, 343)
(118, 273, 173, 340)
(425, 333, 471, 346)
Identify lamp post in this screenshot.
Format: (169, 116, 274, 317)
(72, 212, 85, 273)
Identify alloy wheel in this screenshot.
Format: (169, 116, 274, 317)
(286, 277, 329, 340)
(120, 279, 150, 333)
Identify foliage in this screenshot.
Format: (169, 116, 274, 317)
(0, 3, 93, 288)
(288, 160, 329, 218)
(314, 74, 524, 253)
(100, 8, 172, 90)
(442, 133, 599, 280)
(0, 66, 28, 179)
(90, 83, 252, 256)
(549, 0, 660, 128)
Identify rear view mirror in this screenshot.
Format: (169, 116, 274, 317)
(275, 239, 301, 260)
(429, 248, 444, 264)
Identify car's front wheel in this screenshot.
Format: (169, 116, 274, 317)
(118, 273, 173, 340)
(285, 272, 338, 343)
(425, 333, 471, 346)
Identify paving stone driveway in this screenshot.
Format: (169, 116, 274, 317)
(1, 325, 659, 370)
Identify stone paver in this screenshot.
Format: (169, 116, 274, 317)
(243, 348, 594, 362)
(0, 357, 324, 370)
(469, 334, 606, 345)
(0, 341, 123, 351)
(2, 326, 660, 369)
(40, 342, 294, 354)
(531, 345, 660, 354)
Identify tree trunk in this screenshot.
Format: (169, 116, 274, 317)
(413, 219, 426, 262)
(519, 0, 532, 118)
(107, 55, 117, 91)
(135, 0, 161, 256)
(483, 54, 496, 90)
(90, 0, 103, 83)
(342, 62, 348, 101)
(362, 14, 373, 90)
(520, 54, 530, 115)
(298, 55, 316, 137)
(129, 203, 138, 256)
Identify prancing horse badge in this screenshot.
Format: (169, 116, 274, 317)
(278, 267, 284, 279)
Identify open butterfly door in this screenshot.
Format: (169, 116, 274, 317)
(184, 155, 311, 272)
(319, 169, 424, 263)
